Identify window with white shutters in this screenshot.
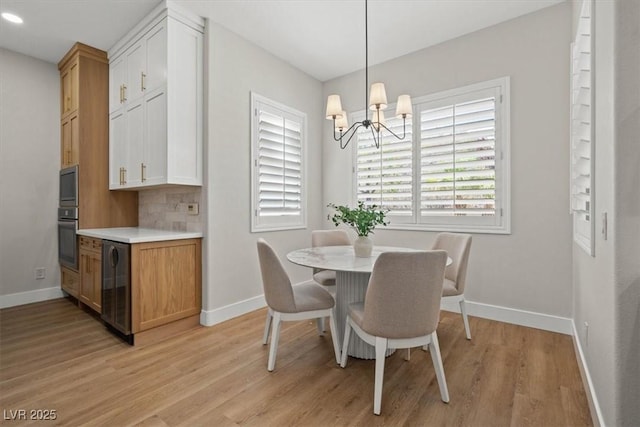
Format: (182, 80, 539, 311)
(251, 93, 306, 232)
(570, 0, 594, 256)
(352, 77, 510, 234)
(355, 113, 414, 222)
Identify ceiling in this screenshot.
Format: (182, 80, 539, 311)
(0, 0, 564, 81)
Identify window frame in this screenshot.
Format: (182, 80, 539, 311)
(251, 92, 307, 233)
(351, 77, 511, 234)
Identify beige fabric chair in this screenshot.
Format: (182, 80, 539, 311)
(340, 251, 450, 415)
(433, 232, 473, 340)
(311, 229, 351, 288)
(256, 238, 341, 371)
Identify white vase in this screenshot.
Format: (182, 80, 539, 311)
(353, 236, 373, 257)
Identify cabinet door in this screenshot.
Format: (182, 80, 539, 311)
(125, 101, 144, 187)
(79, 251, 93, 308)
(61, 267, 79, 298)
(61, 113, 79, 167)
(109, 55, 126, 114)
(143, 89, 167, 185)
(109, 111, 127, 188)
(125, 42, 145, 105)
(144, 22, 167, 94)
(61, 59, 78, 117)
(90, 252, 102, 312)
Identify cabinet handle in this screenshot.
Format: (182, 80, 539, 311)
(141, 72, 146, 91)
(122, 84, 127, 101)
(119, 85, 123, 103)
(141, 163, 146, 182)
(119, 167, 124, 185)
(123, 167, 127, 184)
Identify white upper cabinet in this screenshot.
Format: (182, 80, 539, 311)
(108, 1, 203, 190)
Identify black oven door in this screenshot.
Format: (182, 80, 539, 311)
(58, 219, 78, 269)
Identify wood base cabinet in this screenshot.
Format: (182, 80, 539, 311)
(79, 237, 102, 312)
(61, 267, 80, 298)
(131, 238, 202, 334)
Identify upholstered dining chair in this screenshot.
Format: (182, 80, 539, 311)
(432, 232, 473, 340)
(256, 238, 341, 372)
(311, 229, 351, 291)
(340, 251, 450, 415)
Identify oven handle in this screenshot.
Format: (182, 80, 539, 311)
(58, 219, 78, 231)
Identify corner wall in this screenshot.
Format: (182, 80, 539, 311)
(202, 22, 324, 322)
(0, 49, 61, 303)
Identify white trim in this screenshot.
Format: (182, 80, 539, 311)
(250, 92, 308, 233)
(0, 287, 65, 309)
(440, 299, 573, 335)
(571, 320, 605, 427)
(200, 294, 266, 326)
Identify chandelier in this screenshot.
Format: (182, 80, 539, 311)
(325, 0, 412, 150)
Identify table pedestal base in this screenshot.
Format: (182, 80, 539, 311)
(335, 271, 395, 359)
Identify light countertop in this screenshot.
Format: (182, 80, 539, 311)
(77, 227, 203, 244)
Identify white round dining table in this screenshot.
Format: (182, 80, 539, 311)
(287, 245, 451, 360)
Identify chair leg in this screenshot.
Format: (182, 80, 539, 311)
(459, 298, 471, 340)
(267, 312, 282, 372)
(328, 310, 341, 365)
(373, 337, 387, 415)
(316, 317, 325, 335)
(262, 309, 273, 345)
(340, 317, 352, 368)
(428, 332, 450, 403)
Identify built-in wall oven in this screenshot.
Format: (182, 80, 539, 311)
(58, 165, 79, 269)
(59, 165, 78, 207)
(58, 207, 78, 269)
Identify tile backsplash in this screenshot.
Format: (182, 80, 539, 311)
(138, 187, 203, 232)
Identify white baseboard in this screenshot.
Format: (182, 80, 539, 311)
(200, 294, 266, 326)
(571, 320, 605, 427)
(0, 287, 65, 309)
(441, 298, 573, 335)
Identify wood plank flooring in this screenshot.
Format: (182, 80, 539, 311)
(0, 298, 592, 426)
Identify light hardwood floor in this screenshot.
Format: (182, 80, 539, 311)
(0, 298, 591, 426)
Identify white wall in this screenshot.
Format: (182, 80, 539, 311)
(323, 4, 573, 319)
(202, 22, 324, 317)
(0, 49, 61, 298)
(614, 1, 640, 423)
(572, 0, 640, 425)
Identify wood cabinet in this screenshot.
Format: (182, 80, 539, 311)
(57, 42, 138, 230)
(108, 3, 203, 190)
(131, 238, 202, 334)
(57, 43, 138, 298)
(60, 56, 78, 119)
(79, 237, 102, 312)
(61, 267, 80, 298)
(61, 113, 79, 167)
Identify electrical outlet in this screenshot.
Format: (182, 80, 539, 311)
(187, 203, 199, 215)
(35, 268, 46, 280)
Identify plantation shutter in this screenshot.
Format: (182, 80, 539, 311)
(251, 94, 306, 232)
(419, 95, 496, 219)
(355, 114, 413, 218)
(570, 0, 594, 255)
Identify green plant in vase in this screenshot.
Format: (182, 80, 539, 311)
(327, 201, 389, 257)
